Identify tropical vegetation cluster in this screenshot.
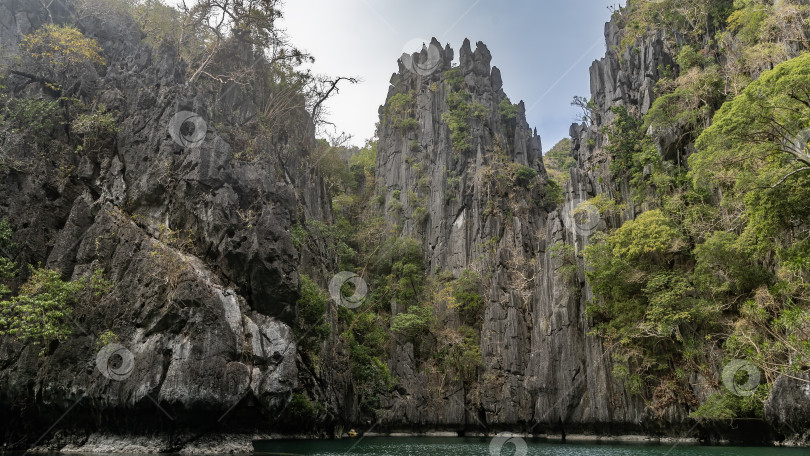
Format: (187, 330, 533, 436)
(579, 0, 810, 419)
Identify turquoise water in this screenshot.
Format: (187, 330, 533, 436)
(254, 437, 808, 455)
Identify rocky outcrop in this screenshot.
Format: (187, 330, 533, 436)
(765, 374, 810, 446)
(370, 27, 680, 435)
(374, 38, 551, 429)
(529, 18, 678, 433)
(0, 0, 330, 449)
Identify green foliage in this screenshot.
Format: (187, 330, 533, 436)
(305, 220, 356, 270)
(498, 98, 518, 121)
(719, 0, 810, 80)
(614, 0, 734, 52)
(544, 138, 575, 183)
(295, 275, 330, 359)
(71, 103, 118, 154)
(387, 237, 425, 306)
(647, 65, 725, 132)
(412, 206, 428, 224)
(440, 70, 487, 153)
(609, 210, 682, 261)
(128, 0, 186, 56)
(397, 117, 419, 131)
(470, 101, 488, 120)
(341, 308, 392, 416)
(387, 92, 416, 114)
(349, 140, 377, 179)
(5, 98, 61, 142)
(0, 220, 14, 297)
(451, 269, 484, 327)
(391, 301, 434, 339)
(442, 91, 473, 153)
(584, 0, 810, 418)
(690, 386, 769, 419)
(514, 165, 537, 188)
(726, 0, 768, 46)
(675, 45, 709, 71)
(0, 220, 11, 248)
(549, 242, 577, 282)
(290, 223, 307, 249)
(583, 194, 625, 218)
(604, 105, 648, 177)
(18, 24, 105, 93)
(21, 24, 105, 68)
(385, 92, 418, 131)
(604, 105, 669, 203)
(693, 231, 770, 298)
(96, 329, 119, 349)
(692, 52, 810, 192)
(480, 145, 542, 202)
(443, 68, 465, 91)
(584, 210, 713, 392)
(572, 95, 598, 126)
(0, 267, 111, 354)
(285, 392, 323, 426)
(434, 325, 481, 383)
(541, 178, 564, 206)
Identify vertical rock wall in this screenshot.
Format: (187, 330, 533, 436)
(371, 25, 684, 434)
(374, 38, 551, 429)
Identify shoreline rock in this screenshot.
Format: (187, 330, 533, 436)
(23, 430, 806, 454)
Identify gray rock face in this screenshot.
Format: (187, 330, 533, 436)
(371, 33, 682, 433)
(371, 25, 692, 436)
(540, 17, 691, 434)
(765, 374, 810, 445)
(0, 0, 328, 447)
(374, 37, 550, 429)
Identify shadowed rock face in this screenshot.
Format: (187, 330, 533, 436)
(0, 0, 328, 445)
(765, 373, 810, 445)
(526, 22, 676, 431)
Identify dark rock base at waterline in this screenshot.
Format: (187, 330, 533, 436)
(2, 415, 797, 453)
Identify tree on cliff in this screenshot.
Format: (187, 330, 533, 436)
(0, 220, 112, 355)
(178, 0, 307, 83)
(692, 52, 810, 191)
(13, 24, 105, 96)
(171, 0, 356, 132)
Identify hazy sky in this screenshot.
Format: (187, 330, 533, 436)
(282, 0, 620, 149)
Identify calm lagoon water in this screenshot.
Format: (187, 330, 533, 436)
(254, 437, 809, 455)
